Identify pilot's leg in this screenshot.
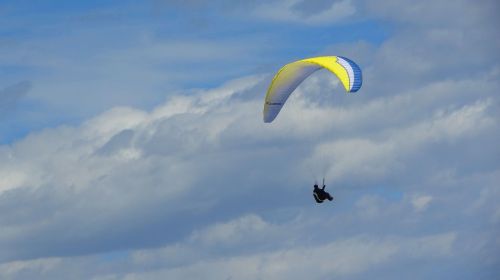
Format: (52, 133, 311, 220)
(313, 193, 324, 203)
(317, 191, 328, 201)
(327, 192, 333, 201)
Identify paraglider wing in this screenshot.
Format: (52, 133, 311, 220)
(263, 56, 362, 123)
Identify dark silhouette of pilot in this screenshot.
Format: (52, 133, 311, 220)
(313, 184, 333, 203)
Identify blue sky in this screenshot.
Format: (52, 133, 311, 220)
(0, 0, 499, 279)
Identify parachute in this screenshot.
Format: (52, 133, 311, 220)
(263, 56, 362, 123)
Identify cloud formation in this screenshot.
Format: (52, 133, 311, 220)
(254, 0, 356, 25)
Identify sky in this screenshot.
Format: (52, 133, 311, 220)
(0, 0, 499, 279)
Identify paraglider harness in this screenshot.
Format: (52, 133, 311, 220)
(313, 178, 333, 203)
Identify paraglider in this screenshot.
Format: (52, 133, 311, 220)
(263, 56, 362, 123)
(262, 56, 363, 204)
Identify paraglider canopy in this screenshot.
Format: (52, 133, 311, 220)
(263, 56, 362, 123)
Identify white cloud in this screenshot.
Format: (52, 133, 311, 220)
(0, 258, 62, 278)
(131, 240, 394, 279)
(188, 214, 272, 246)
(0, 168, 26, 193)
(363, 0, 499, 28)
(303, 98, 495, 183)
(90, 212, 457, 279)
(117, 232, 457, 280)
(254, 0, 356, 25)
(410, 194, 433, 212)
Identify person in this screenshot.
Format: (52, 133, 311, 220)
(313, 183, 333, 203)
